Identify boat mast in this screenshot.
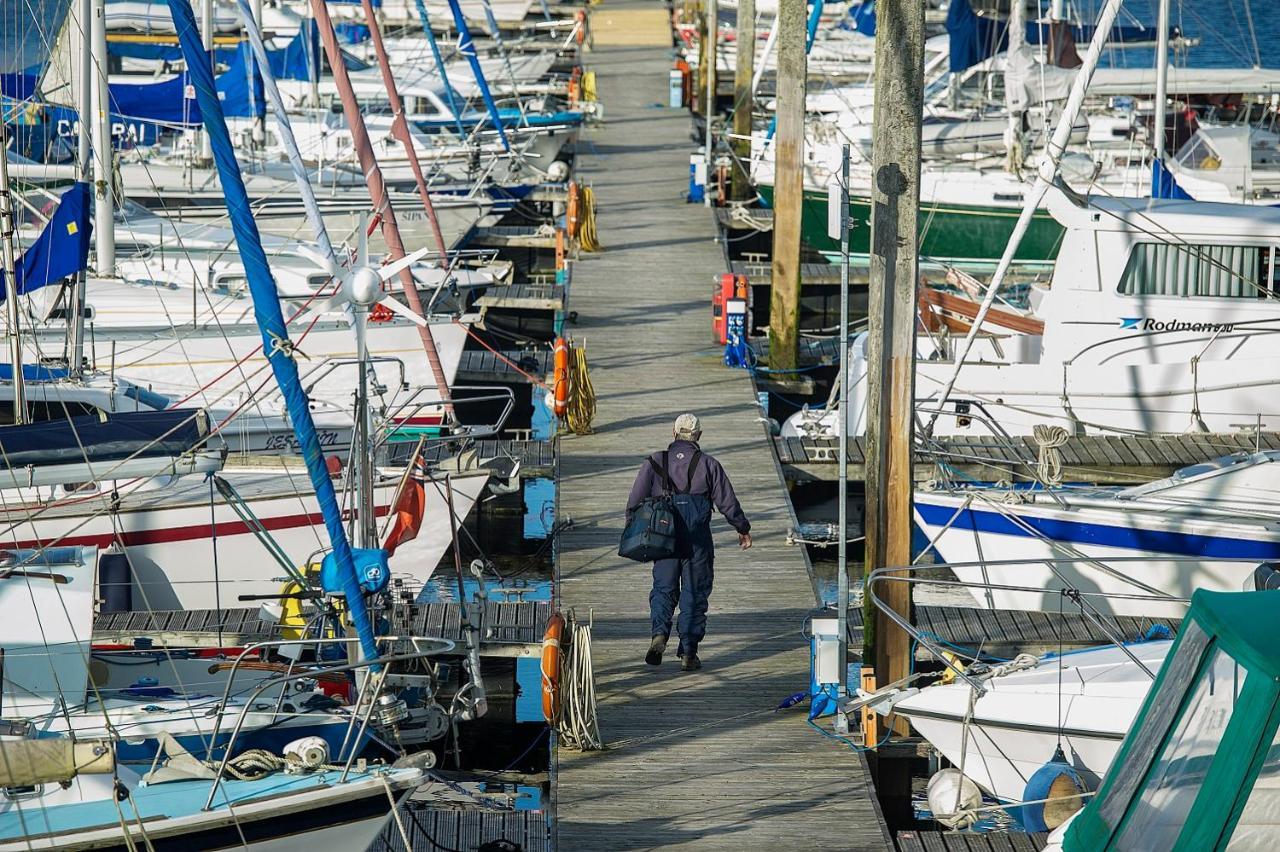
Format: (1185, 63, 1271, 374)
(308, 0, 457, 421)
(252, 0, 265, 147)
(1152, 0, 1170, 176)
(924, 0, 1126, 436)
(200, 0, 214, 162)
(358, 0, 455, 274)
(68, 0, 92, 376)
(0, 131, 27, 423)
(1004, 0, 1025, 175)
(91, 0, 114, 276)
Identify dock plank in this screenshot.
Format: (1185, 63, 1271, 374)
(553, 28, 891, 851)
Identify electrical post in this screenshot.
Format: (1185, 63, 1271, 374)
(835, 143, 850, 729)
(767, 0, 805, 373)
(863, 0, 923, 738)
(731, 0, 754, 200)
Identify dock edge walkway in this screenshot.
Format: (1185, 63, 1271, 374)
(552, 8, 893, 850)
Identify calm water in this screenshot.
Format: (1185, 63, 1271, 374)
(1066, 0, 1279, 69)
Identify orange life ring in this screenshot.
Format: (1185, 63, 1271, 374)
(566, 180, 580, 239)
(541, 612, 566, 722)
(575, 10, 586, 45)
(552, 338, 569, 418)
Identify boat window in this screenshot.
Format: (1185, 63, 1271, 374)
(0, 401, 101, 425)
(1115, 646, 1246, 851)
(1226, 725, 1280, 849)
(1177, 135, 1221, 171)
(1118, 242, 1279, 299)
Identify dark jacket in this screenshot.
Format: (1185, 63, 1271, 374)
(625, 440, 750, 535)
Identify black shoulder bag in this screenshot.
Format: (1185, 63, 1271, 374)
(617, 452, 678, 562)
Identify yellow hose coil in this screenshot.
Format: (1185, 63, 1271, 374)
(577, 184, 602, 253)
(564, 340, 597, 436)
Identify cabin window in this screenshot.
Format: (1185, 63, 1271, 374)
(1114, 646, 1245, 851)
(0, 401, 100, 425)
(1118, 242, 1279, 299)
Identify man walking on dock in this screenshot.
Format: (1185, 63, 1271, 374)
(626, 413, 751, 671)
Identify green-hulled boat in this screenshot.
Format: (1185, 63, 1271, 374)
(756, 183, 1067, 268)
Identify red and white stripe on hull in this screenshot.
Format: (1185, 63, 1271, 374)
(0, 468, 490, 612)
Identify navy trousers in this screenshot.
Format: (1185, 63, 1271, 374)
(650, 546, 714, 656)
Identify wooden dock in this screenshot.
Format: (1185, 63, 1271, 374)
(896, 831, 1048, 852)
(553, 13, 892, 850)
(844, 605, 1179, 660)
(93, 601, 552, 657)
(776, 431, 1280, 485)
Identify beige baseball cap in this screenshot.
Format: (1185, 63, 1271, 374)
(674, 413, 702, 439)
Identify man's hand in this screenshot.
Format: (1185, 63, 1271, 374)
(739, 532, 753, 550)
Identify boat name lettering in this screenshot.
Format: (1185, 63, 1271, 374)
(1120, 317, 1236, 333)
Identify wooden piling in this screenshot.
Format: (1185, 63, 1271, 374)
(730, 0, 755, 200)
(766, 0, 805, 373)
(863, 0, 925, 720)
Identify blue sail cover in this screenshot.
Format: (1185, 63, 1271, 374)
(948, 0, 1176, 73)
(109, 25, 320, 84)
(947, 0, 1008, 72)
(166, 0, 380, 665)
(846, 1, 875, 36)
(0, 181, 91, 301)
(266, 21, 322, 83)
(334, 22, 371, 45)
(1151, 158, 1194, 200)
(109, 39, 241, 64)
(108, 41, 265, 125)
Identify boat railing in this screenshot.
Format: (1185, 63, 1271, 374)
(912, 400, 1070, 507)
(300, 355, 409, 400)
(201, 635, 456, 811)
(861, 555, 1269, 693)
(372, 385, 517, 454)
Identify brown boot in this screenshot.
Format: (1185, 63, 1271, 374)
(645, 633, 668, 666)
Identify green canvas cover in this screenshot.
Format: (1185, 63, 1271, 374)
(1065, 590, 1280, 851)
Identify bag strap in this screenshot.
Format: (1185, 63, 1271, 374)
(646, 452, 674, 495)
(677, 450, 704, 495)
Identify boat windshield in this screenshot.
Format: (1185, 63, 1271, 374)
(1176, 134, 1222, 171)
(1113, 646, 1246, 851)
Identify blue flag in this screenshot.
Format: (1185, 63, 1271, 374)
(1, 180, 91, 301)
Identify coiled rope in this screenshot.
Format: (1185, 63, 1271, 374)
(556, 612, 603, 751)
(208, 749, 343, 781)
(1033, 424, 1070, 486)
(576, 184, 602, 253)
(564, 340, 597, 435)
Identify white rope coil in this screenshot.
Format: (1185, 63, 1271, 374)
(557, 613, 603, 752)
(1033, 424, 1070, 486)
